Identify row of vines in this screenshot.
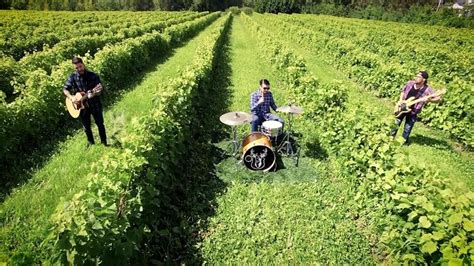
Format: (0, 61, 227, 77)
(260, 13, 473, 149)
(242, 13, 473, 264)
(0, 12, 231, 264)
(0, 12, 219, 184)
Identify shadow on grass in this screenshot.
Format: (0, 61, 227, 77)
(0, 36, 199, 202)
(303, 137, 329, 160)
(409, 134, 452, 151)
(135, 19, 233, 264)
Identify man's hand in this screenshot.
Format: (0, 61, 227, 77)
(72, 98, 80, 106)
(69, 96, 78, 105)
(94, 84, 103, 93)
(257, 96, 264, 105)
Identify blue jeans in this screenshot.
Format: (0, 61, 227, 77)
(391, 113, 416, 142)
(251, 113, 284, 132)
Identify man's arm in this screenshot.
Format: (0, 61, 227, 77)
(63, 75, 75, 101)
(90, 74, 103, 97)
(399, 82, 410, 102)
(427, 96, 441, 103)
(91, 83, 103, 97)
(398, 92, 404, 102)
(250, 93, 259, 112)
(426, 88, 442, 103)
(270, 94, 278, 112)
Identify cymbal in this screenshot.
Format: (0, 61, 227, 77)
(277, 105, 303, 114)
(220, 111, 252, 126)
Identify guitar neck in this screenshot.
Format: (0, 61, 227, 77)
(407, 91, 444, 106)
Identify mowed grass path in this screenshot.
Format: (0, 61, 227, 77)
(254, 14, 474, 191)
(0, 21, 221, 257)
(199, 16, 375, 264)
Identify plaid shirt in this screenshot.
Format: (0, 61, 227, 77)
(250, 90, 278, 118)
(401, 80, 434, 115)
(64, 70, 102, 112)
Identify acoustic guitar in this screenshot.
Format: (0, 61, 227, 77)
(393, 89, 446, 118)
(65, 87, 100, 118)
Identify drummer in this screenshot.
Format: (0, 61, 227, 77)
(250, 79, 284, 132)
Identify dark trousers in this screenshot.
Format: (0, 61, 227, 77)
(80, 108, 107, 145)
(390, 112, 416, 142)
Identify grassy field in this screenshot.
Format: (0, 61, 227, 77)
(254, 14, 474, 192)
(0, 19, 223, 261)
(199, 16, 376, 264)
(0, 11, 472, 264)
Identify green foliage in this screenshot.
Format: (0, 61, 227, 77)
(261, 14, 473, 149)
(227, 6, 241, 14)
(39, 13, 232, 264)
(0, 56, 18, 97)
(0, 12, 219, 188)
(202, 181, 374, 264)
(253, 0, 302, 13)
(242, 12, 474, 264)
(241, 6, 253, 14)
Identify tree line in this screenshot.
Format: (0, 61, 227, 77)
(0, 0, 449, 11)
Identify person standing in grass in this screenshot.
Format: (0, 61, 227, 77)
(250, 79, 284, 132)
(63, 57, 108, 146)
(390, 71, 442, 144)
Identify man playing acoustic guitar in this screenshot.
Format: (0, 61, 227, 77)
(63, 57, 107, 146)
(390, 71, 443, 144)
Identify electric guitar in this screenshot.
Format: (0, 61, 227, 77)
(393, 89, 446, 118)
(65, 87, 101, 118)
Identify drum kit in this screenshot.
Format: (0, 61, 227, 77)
(219, 104, 303, 172)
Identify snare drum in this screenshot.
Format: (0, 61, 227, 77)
(262, 120, 283, 137)
(242, 132, 276, 172)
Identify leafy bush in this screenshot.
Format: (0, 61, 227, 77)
(38, 14, 232, 264)
(263, 14, 473, 149)
(242, 13, 474, 264)
(0, 56, 18, 97)
(227, 6, 241, 15)
(241, 6, 253, 15)
(0, 12, 220, 185)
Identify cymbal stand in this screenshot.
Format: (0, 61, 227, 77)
(223, 125, 240, 158)
(278, 112, 294, 155)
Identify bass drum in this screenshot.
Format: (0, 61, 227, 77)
(242, 132, 276, 172)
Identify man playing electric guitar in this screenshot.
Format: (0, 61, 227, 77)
(390, 71, 442, 144)
(63, 57, 108, 146)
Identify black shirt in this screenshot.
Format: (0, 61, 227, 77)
(406, 85, 419, 100)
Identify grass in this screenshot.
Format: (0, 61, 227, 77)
(199, 15, 376, 264)
(0, 20, 222, 260)
(254, 13, 474, 192)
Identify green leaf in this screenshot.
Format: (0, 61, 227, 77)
(421, 202, 434, 212)
(432, 231, 445, 241)
(402, 253, 416, 261)
(397, 203, 411, 209)
(420, 233, 432, 243)
(448, 258, 463, 266)
(92, 221, 103, 230)
(421, 240, 437, 254)
(463, 219, 474, 232)
(449, 213, 463, 225)
(408, 211, 418, 221)
(419, 216, 432, 229)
